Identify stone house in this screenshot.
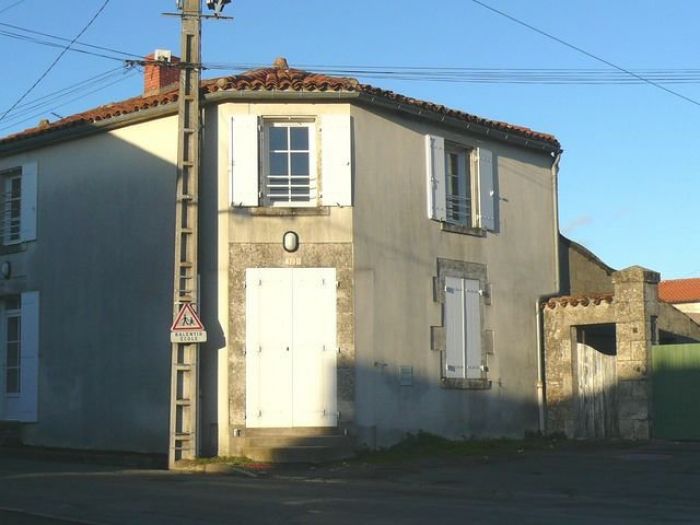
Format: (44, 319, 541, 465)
(0, 56, 563, 460)
(544, 239, 700, 440)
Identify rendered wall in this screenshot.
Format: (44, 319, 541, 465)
(214, 103, 356, 453)
(349, 104, 559, 446)
(0, 117, 177, 453)
(559, 236, 614, 295)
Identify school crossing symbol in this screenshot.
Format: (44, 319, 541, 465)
(170, 303, 207, 343)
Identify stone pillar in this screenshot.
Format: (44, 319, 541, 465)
(612, 266, 659, 440)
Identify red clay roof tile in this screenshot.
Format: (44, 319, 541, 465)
(543, 293, 615, 309)
(0, 65, 560, 149)
(659, 278, 700, 304)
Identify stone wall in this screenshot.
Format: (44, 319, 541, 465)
(611, 267, 658, 440)
(228, 242, 354, 453)
(545, 266, 700, 440)
(544, 295, 615, 437)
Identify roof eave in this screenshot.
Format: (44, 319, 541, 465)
(0, 88, 561, 156)
(0, 103, 179, 157)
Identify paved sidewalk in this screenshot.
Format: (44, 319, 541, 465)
(1, 441, 699, 524)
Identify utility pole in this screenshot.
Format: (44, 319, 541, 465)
(168, 0, 231, 469)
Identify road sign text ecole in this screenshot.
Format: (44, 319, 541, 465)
(170, 303, 207, 343)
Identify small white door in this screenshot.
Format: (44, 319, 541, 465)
(246, 268, 337, 428)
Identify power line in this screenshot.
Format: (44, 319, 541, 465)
(0, 66, 129, 126)
(469, 0, 700, 107)
(0, 0, 27, 16)
(201, 62, 700, 85)
(0, 0, 112, 124)
(0, 21, 142, 59)
(0, 67, 137, 132)
(0, 28, 129, 62)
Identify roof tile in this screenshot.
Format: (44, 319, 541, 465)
(1, 65, 560, 149)
(543, 293, 615, 309)
(659, 278, 700, 304)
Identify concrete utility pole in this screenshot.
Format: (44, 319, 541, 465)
(168, 0, 231, 469)
(169, 0, 203, 469)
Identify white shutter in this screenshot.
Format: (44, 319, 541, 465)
(444, 276, 465, 378)
(230, 115, 259, 206)
(20, 161, 37, 242)
(426, 135, 446, 221)
(320, 115, 352, 206)
(478, 148, 497, 231)
(291, 268, 337, 427)
(464, 279, 482, 379)
(18, 291, 39, 422)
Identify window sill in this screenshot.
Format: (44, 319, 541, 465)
(247, 207, 332, 217)
(440, 222, 486, 237)
(441, 377, 491, 390)
(0, 242, 28, 255)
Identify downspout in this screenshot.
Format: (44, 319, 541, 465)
(536, 150, 562, 435)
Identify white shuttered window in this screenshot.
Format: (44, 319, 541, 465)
(425, 135, 497, 232)
(444, 277, 482, 379)
(1, 291, 39, 422)
(0, 162, 37, 245)
(230, 115, 353, 208)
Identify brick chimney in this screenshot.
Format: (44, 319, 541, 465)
(144, 49, 180, 96)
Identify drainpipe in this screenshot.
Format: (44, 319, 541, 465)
(535, 151, 562, 435)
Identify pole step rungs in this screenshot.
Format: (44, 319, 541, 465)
(175, 399, 191, 406)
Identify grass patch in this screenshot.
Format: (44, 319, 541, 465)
(177, 455, 253, 467)
(353, 432, 566, 464)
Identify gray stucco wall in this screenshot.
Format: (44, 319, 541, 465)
(0, 117, 177, 453)
(559, 236, 614, 295)
(350, 105, 559, 446)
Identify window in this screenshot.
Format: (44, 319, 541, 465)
(444, 276, 483, 380)
(1, 170, 21, 244)
(230, 115, 352, 208)
(445, 146, 471, 225)
(1, 291, 39, 422)
(3, 295, 20, 395)
(263, 121, 316, 206)
(0, 163, 37, 245)
(426, 135, 496, 231)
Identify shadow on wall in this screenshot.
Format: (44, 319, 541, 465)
(0, 124, 227, 455)
(353, 357, 545, 449)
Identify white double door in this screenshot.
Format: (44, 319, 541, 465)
(245, 268, 337, 428)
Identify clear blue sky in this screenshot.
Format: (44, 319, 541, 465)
(1, 0, 698, 279)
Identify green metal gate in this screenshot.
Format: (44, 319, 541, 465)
(652, 343, 700, 440)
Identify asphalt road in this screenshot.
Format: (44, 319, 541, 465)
(1, 442, 700, 524)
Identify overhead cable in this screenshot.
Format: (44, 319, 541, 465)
(0, 0, 113, 124)
(0, 21, 143, 59)
(0, 0, 27, 16)
(469, 0, 700, 107)
(0, 67, 137, 132)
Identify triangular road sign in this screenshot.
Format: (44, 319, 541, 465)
(171, 303, 205, 331)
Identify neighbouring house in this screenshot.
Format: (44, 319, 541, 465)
(0, 54, 563, 460)
(658, 278, 700, 324)
(544, 239, 700, 440)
